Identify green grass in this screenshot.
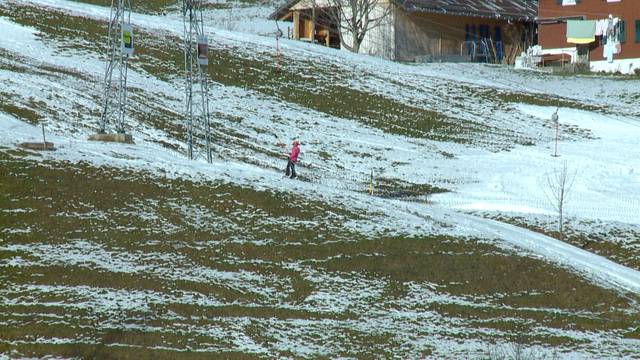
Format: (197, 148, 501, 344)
(68, 0, 179, 14)
(369, 177, 448, 198)
(2, 1, 607, 155)
(205, 46, 487, 143)
(68, 0, 278, 13)
(477, 87, 602, 112)
(2, 148, 640, 357)
(2, 2, 640, 357)
(0, 4, 185, 138)
(0, 3, 500, 147)
(0, 101, 41, 125)
(2, 1, 619, 154)
(487, 214, 640, 272)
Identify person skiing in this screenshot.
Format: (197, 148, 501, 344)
(285, 140, 300, 178)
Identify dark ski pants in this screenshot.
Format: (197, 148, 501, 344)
(285, 159, 296, 178)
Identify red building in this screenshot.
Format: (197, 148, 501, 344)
(538, 0, 640, 73)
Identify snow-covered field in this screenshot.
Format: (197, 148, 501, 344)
(2, 0, 640, 358)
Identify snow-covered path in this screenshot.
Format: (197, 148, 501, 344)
(457, 213, 640, 294)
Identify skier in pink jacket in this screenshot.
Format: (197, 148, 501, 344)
(285, 140, 300, 178)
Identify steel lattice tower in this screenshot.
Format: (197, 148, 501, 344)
(99, 0, 132, 134)
(183, 0, 212, 163)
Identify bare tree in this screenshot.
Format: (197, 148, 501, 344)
(544, 161, 577, 239)
(316, 0, 392, 53)
(488, 341, 557, 360)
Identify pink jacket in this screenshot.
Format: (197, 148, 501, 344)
(289, 145, 300, 163)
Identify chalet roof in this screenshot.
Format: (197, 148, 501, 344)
(269, 0, 300, 20)
(269, 0, 538, 21)
(397, 0, 538, 21)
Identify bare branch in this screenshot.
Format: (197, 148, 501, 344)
(543, 161, 577, 238)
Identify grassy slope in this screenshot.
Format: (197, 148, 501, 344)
(0, 2, 595, 149)
(487, 214, 640, 272)
(67, 0, 178, 14)
(1, 1, 640, 357)
(2, 148, 640, 358)
(68, 0, 277, 13)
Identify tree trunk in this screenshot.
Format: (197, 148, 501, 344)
(352, 31, 360, 53)
(559, 187, 565, 238)
(559, 208, 563, 238)
(337, 30, 353, 52)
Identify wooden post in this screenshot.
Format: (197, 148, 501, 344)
(553, 120, 560, 157)
(312, 5, 316, 43)
(41, 122, 46, 149)
(439, 36, 442, 59)
(293, 11, 300, 40)
(552, 109, 560, 157)
(276, 33, 281, 74)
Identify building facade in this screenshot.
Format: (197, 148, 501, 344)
(270, 0, 537, 64)
(538, 0, 640, 74)
(377, 0, 537, 63)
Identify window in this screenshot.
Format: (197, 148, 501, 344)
(618, 20, 626, 43)
(556, 0, 581, 5)
(636, 20, 640, 43)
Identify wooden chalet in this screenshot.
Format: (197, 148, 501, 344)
(269, 0, 538, 64)
(269, 0, 341, 48)
(538, 0, 640, 74)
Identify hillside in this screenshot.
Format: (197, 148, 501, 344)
(2, 0, 640, 358)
